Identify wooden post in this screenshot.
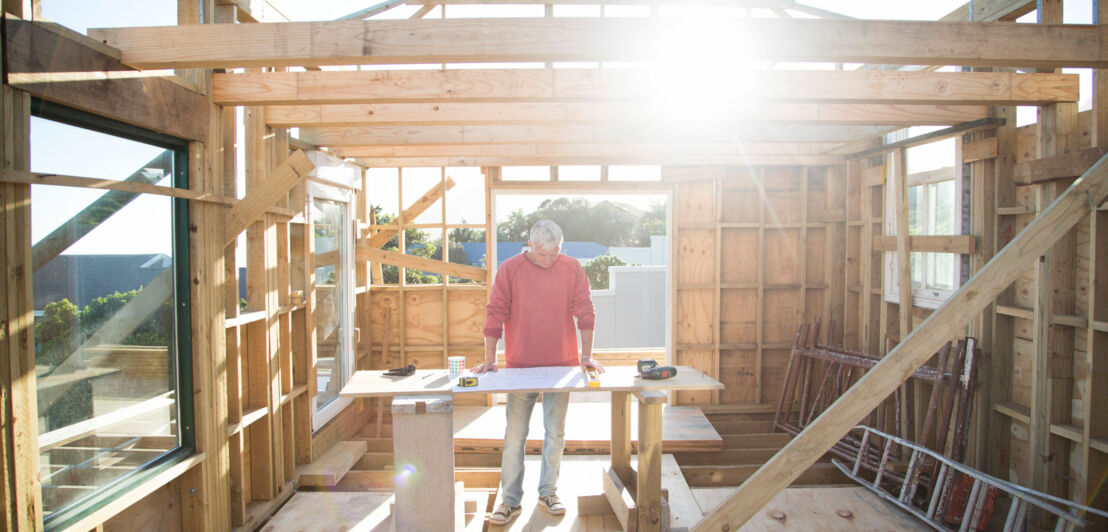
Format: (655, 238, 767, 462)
(392, 395, 457, 531)
(691, 152, 1108, 532)
(635, 390, 666, 532)
(0, 81, 43, 532)
(611, 391, 632, 481)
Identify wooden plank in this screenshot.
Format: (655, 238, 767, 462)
(962, 136, 999, 163)
(970, 0, 1036, 21)
(692, 486, 932, 531)
(266, 102, 990, 127)
(636, 390, 665, 532)
(603, 466, 638, 532)
(295, 440, 366, 487)
(356, 246, 486, 282)
(214, 69, 1078, 106)
(1014, 146, 1108, 185)
(364, 177, 454, 249)
(611, 391, 632, 481)
(871, 235, 976, 254)
(91, 18, 1108, 70)
(356, 154, 845, 167)
(0, 84, 40, 532)
(5, 16, 208, 141)
(222, 150, 313, 247)
(299, 123, 892, 146)
(690, 150, 1108, 531)
(337, 142, 842, 160)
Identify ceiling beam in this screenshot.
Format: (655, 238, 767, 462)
(296, 123, 892, 146)
(348, 154, 843, 167)
(88, 18, 1108, 70)
(265, 102, 989, 127)
(214, 69, 1076, 106)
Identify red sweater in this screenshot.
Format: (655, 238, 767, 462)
(483, 253, 595, 368)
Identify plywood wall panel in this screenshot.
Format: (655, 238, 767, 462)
(720, 188, 759, 223)
(369, 292, 401, 347)
(760, 348, 793, 405)
(764, 229, 800, 285)
(805, 229, 826, 285)
(1009, 420, 1031, 485)
(1012, 336, 1034, 408)
(676, 349, 715, 405)
(720, 229, 757, 284)
(766, 191, 802, 224)
(676, 290, 714, 344)
(677, 229, 715, 285)
(404, 290, 445, 346)
(763, 289, 800, 345)
(446, 289, 485, 345)
(676, 181, 716, 225)
(804, 290, 825, 325)
(719, 350, 758, 404)
(720, 288, 757, 345)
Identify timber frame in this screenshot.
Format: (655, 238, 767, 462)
(1, 0, 1107, 531)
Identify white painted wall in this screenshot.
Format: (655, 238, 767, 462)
(590, 265, 666, 349)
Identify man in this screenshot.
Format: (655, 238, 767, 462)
(472, 219, 603, 526)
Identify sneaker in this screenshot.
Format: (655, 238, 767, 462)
(490, 502, 522, 525)
(538, 494, 566, 515)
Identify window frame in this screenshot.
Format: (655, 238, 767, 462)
(308, 169, 359, 431)
(882, 155, 965, 310)
(30, 98, 195, 531)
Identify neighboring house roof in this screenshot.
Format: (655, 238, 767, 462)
(459, 242, 608, 266)
(33, 254, 170, 311)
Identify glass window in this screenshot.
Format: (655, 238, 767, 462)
(29, 102, 191, 528)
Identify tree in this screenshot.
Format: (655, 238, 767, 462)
(583, 255, 629, 290)
(35, 299, 79, 367)
(631, 200, 666, 246)
(374, 210, 443, 284)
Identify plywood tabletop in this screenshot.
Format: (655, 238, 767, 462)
(340, 365, 722, 398)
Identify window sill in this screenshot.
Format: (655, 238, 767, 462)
(53, 452, 205, 532)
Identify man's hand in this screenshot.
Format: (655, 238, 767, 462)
(472, 361, 498, 374)
(580, 356, 604, 374)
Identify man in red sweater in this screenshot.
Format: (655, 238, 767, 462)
(473, 219, 603, 525)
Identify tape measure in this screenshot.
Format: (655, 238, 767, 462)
(586, 367, 600, 388)
(458, 376, 478, 387)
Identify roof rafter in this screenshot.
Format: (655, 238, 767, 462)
(88, 18, 1108, 70)
(213, 69, 1077, 106)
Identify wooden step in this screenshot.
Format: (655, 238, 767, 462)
(295, 440, 366, 487)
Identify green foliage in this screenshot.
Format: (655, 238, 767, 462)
(496, 198, 666, 247)
(583, 254, 629, 290)
(36, 299, 80, 367)
(34, 286, 173, 369)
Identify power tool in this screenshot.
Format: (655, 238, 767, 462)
(384, 363, 416, 377)
(637, 359, 659, 374)
(637, 365, 677, 380)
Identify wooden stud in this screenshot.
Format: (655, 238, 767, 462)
(894, 148, 913, 344)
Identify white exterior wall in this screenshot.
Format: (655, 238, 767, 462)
(590, 265, 666, 349)
(608, 235, 667, 266)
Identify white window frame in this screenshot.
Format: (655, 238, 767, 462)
(883, 162, 964, 310)
(309, 153, 361, 431)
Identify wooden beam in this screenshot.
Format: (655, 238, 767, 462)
(690, 152, 1108, 531)
(350, 154, 844, 167)
(970, 0, 1035, 21)
(364, 177, 455, 249)
(333, 141, 841, 159)
(1013, 146, 1108, 185)
(214, 69, 1077, 106)
(872, 235, 976, 254)
(299, 124, 891, 147)
(265, 102, 991, 127)
(222, 150, 313, 247)
(90, 18, 1108, 70)
(6, 16, 209, 141)
(356, 247, 487, 282)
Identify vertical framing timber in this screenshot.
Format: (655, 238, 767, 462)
(397, 169, 407, 367)
(799, 168, 809, 340)
(1030, 98, 1078, 514)
(441, 167, 450, 368)
(0, 82, 42, 532)
(244, 104, 276, 501)
(290, 219, 316, 466)
(893, 149, 913, 343)
(967, 113, 997, 470)
(828, 165, 847, 345)
(179, 1, 230, 530)
(712, 177, 722, 405)
(844, 160, 862, 350)
(1085, 3, 1108, 521)
(860, 161, 880, 354)
(988, 104, 1018, 482)
(756, 169, 766, 403)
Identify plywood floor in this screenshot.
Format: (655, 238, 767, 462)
(260, 490, 490, 532)
(454, 402, 722, 453)
(694, 486, 932, 531)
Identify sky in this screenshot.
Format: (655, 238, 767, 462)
(31, 0, 1097, 257)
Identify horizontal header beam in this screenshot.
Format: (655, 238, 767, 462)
(214, 69, 1076, 106)
(297, 123, 890, 146)
(89, 18, 1108, 70)
(265, 102, 989, 127)
(349, 154, 843, 167)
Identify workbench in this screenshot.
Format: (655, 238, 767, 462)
(340, 365, 723, 532)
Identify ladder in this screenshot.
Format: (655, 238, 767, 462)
(831, 425, 1108, 532)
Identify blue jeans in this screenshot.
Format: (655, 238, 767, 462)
(500, 391, 570, 506)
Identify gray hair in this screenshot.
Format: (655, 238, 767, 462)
(528, 219, 564, 250)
